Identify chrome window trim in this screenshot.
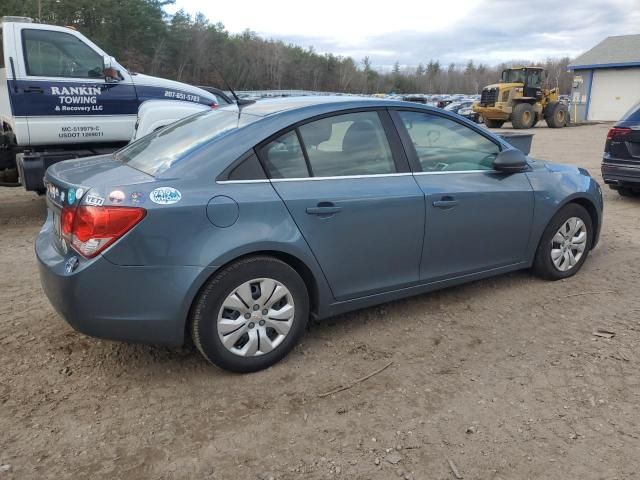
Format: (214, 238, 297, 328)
(270, 172, 413, 182)
(413, 169, 499, 175)
(215, 170, 504, 184)
(216, 179, 271, 185)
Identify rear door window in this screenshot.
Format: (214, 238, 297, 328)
(297, 111, 396, 177)
(260, 130, 310, 179)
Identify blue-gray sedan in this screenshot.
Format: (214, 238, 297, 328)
(37, 97, 603, 372)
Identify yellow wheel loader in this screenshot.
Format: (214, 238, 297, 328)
(472, 67, 568, 129)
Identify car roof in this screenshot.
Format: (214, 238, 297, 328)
(221, 95, 408, 118)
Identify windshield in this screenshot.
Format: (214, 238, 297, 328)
(116, 108, 258, 175)
(501, 69, 525, 83)
(444, 102, 461, 111)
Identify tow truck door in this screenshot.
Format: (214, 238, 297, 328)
(8, 23, 138, 146)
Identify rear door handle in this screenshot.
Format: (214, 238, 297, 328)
(306, 202, 342, 215)
(433, 197, 459, 208)
(23, 86, 44, 94)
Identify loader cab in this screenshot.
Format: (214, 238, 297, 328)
(501, 67, 543, 100)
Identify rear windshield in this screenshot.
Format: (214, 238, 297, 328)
(621, 99, 640, 122)
(115, 108, 258, 175)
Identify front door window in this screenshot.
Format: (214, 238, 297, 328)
(22, 29, 103, 78)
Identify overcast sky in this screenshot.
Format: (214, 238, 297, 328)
(169, 0, 640, 69)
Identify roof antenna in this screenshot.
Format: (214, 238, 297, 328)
(216, 68, 255, 108)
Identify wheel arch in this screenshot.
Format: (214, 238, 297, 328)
(183, 249, 323, 344)
(563, 196, 601, 249)
(534, 195, 601, 254)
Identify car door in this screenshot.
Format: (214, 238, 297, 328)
(391, 109, 534, 282)
(11, 25, 138, 145)
(260, 110, 425, 301)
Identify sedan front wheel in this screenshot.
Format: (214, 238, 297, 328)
(532, 203, 593, 280)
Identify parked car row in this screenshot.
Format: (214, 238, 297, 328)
(385, 94, 484, 123)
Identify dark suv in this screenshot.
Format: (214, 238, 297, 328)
(602, 100, 640, 196)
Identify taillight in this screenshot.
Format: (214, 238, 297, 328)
(60, 205, 146, 258)
(607, 127, 631, 140)
(211, 102, 219, 109)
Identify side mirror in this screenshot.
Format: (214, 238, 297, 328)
(103, 55, 121, 82)
(493, 148, 529, 173)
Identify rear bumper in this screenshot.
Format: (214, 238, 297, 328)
(36, 217, 212, 346)
(601, 159, 640, 188)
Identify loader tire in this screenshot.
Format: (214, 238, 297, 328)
(511, 103, 536, 129)
(484, 119, 505, 128)
(545, 102, 568, 128)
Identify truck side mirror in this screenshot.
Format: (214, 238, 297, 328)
(103, 55, 121, 82)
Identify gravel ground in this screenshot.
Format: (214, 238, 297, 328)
(2, 122, 640, 480)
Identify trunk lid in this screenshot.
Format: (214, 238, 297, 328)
(43, 155, 154, 256)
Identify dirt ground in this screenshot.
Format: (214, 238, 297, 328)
(2, 122, 640, 480)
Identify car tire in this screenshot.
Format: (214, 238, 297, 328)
(617, 187, 639, 197)
(511, 103, 536, 129)
(545, 102, 568, 128)
(485, 119, 504, 128)
(191, 256, 309, 373)
(532, 203, 593, 281)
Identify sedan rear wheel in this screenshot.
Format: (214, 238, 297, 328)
(191, 256, 309, 372)
(532, 203, 593, 280)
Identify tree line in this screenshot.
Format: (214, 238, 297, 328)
(2, 0, 574, 94)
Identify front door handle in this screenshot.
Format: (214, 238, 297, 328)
(433, 196, 459, 208)
(23, 86, 44, 94)
(306, 202, 342, 216)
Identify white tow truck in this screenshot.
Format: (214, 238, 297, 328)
(0, 16, 224, 192)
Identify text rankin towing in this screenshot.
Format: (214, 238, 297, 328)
(0, 16, 223, 193)
(52, 86, 104, 113)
